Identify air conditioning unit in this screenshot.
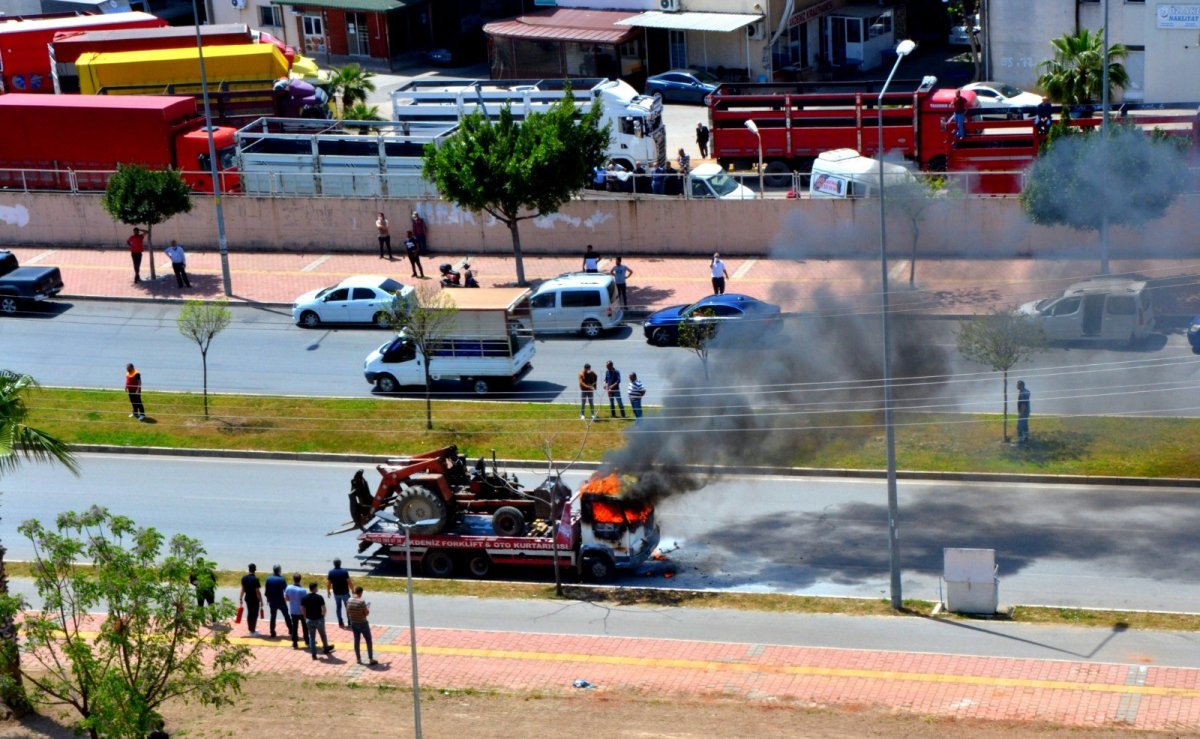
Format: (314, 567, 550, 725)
(747, 20, 766, 40)
(230, 0, 245, 8)
(659, 0, 680, 12)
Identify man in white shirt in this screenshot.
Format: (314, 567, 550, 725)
(164, 240, 191, 288)
(710, 252, 729, 295)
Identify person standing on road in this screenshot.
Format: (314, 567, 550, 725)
(376, 212, 392, 260)
(326, 558, 353, 628)
(628, 372, 646, 420)
(710, 252, 729, 295)
(127, 227, 145, 283)
(301, 582, 335, 660)
(583, 244, 600, 273)
(347, 586, 378, 665)
(239, 563, 263, 636)
(579, 363, 598, 421)
(404, 231, 425, 278)
(677, 148, 691, 176)
(125, 363, 145, 421)
(411, 211, 428, 254)
(696, 122, 710, 159)
(604, 360, 626, 419)
(610, 256, 632, 309)
(264, 564, 291, 639)
(1016, 380, 1031, 444)
(164, 240, 190, 288)
(284, 573, 309, 650)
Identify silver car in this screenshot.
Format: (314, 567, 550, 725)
(293, 275, 414, 328)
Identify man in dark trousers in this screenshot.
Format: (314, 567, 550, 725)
(264, 564, 291, 639)
(301, 581, 335, 660)
(127, 227, 145, 283)
(239, 563, 263, 636)
(164, 240, 191, 288)
(696, 122, 710, 159)
(411, 211, 428, 253)
(326, 558, 354, 628)
(604, 360, 626, 418)
(284, 573, 309, 650)
(404, 231, 425, 278)
(1016, 380, 1031, 444)
(125, 363, 145, 421)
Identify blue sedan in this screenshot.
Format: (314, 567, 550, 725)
(643, 293, 782, 346)
(1188, 315, 1200, 354)
(644, 69, 720, 104)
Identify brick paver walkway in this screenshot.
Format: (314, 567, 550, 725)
(231, 620, 1200, 731)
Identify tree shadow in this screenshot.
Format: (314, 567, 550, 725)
(1000, 428, 1093, 465)
(14, 710, 79, 738)
(926, 286, 1007, 311)
(627, 284, 679, 310)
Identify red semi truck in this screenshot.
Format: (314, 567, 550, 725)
(0, 11, 164, 94)
(0, 94, 238, 193)
(707, 76, 971, 185)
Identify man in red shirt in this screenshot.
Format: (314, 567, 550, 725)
(125, 363, 145, 421)
(127, 228, 145, 283)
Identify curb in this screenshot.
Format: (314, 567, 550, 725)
(72, 444, 1200, 489)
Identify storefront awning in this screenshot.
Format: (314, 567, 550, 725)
(615, 11, 761, 33)
(270, 0, 419, 11)
(484, 8, 642, 45)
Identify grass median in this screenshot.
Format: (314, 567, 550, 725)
(29, 387, 1200, 478)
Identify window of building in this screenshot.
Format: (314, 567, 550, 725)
(259, 5, 282, 26)
(668, 29, 687, 69)
(302, 15, 325, 55)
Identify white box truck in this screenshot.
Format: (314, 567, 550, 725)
(391, 77, 666, 171)
(363, 287, 535, 396)
(809, 148, 917, 198)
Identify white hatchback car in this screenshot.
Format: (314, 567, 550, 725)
(293, 275, 414, 328)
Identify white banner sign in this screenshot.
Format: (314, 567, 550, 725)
(1157, 4, 1200, 29)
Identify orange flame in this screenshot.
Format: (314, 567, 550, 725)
(582, 473, 652, 526)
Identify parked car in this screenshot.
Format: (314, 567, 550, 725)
(644, 69, 720, 104)
(1016, 278, 1155, 345)
(1188, 315, 1200, 354)
(530, 273, 623, 338)
(293, 275, 414, 328)
(961, 81, 1043, 119)
(948, 14, 980, 46)
(643, 293, 781, 346)
(688, 163, 757, 199)
(0, 250, 64, 316)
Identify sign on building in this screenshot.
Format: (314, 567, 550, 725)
(1157, 4, 1200, 29)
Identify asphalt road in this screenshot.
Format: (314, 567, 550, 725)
(2, 299, 1198, 417)
(3, 454, 1199, 612)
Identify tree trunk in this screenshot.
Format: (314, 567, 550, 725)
(909, 224, 920, 287)
(0, 542, 30, 719)
(507, 220, 527, 287)
(201, 349, 209, 417)
(145, 224, 158, 280)
(1001, 369, 1009, 443)
(423, 359, 433, 431)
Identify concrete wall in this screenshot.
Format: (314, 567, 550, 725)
(2, 192, 1199, 260)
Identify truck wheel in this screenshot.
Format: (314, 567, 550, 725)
(582, 555, 615, 583)
(373, 311, 391, 328)
(491, 506, 525, 537)
(396, 486, 448, 533)
(764, 160, 791, 188)
(423, 549, 455, 578)
(375, 374, 400, 394)
(467, 554, 492, 579)
(0, 296, 19, 316)
(581, 319, 603, 338)
(651, 327, 674, 346)
(469, 378, 490, 395)
(299, 310, 321, 328)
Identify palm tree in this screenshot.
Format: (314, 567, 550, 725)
(1037, 28, 1129, 106)
(0, 370, 79, 717)
(328, 64, 377, 114)
(342, 102, 386, 122)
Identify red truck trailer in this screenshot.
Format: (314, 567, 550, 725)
(0, 11, 164, 94)
(48, 23, 257, 93)
(0, 93, 238, 193)
(707, 76, 972, 185)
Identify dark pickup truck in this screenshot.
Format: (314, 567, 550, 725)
(0, 251, 65, 315)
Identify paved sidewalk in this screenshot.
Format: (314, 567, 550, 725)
(9, 245, 1200, 318)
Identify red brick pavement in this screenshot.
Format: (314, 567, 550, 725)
(10, 245, 1200, 317)
(227, 621, 1200, 731)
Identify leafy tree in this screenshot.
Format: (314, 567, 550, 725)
(386, 283, 458, 430)
(1036, 28, 1128, 105)
(885, 176, 948, 288)
(328, 63, 376, 113)
(176, 300, 231, 417)
(1021, 125, 1189, 273)
(957, 310, 1046, 442)
(5, 507, 250, 738)
(342, 102, 386, 122)
(945, 0, 982, 81)
(676, 308, 718, 381)
(422, 90, 610, 285)
(0, 370, 79, 717)
(100, 164, 192, 282)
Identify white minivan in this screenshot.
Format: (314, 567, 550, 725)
(687, 163, 758, 200)
(530, 273, 624, 338)
(1017, 278, 1155, 345)
(809, 148, 917, 198)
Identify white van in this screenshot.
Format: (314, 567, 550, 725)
(809, 148, 917, 198)
(1017, 278, 1155, 344)
(530, 273, 624, 338)
(687, 163, 757, 200)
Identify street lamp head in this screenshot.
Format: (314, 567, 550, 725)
(895, 39, 917, 57)
(744, 119, 759, 135)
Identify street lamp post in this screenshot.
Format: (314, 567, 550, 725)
(1100, 0, 1110, 274)
(877, 38, 916, 612)
(744, 119, 764, 199)
(191, 0, 233, 296)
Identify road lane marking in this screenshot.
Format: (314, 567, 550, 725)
(732, 258, 757, 279)
(301, 255, 332, 272)
(24, 250, 57, 264)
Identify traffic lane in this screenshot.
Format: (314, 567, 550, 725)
(651, 477, 1200, 611)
